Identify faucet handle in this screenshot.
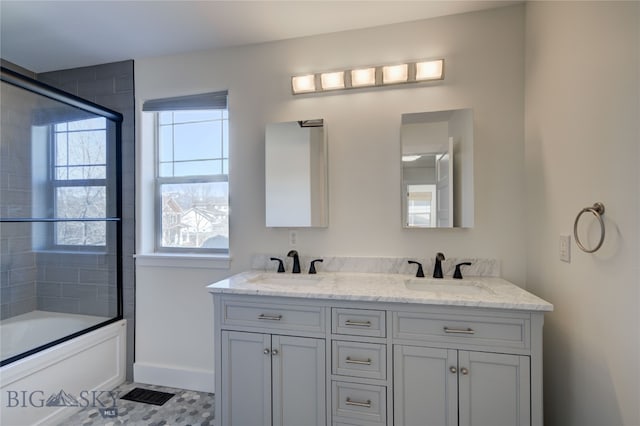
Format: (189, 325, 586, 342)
(270, 257, 285, 273)
(309, 259, 323, 274)
(408, 260, 424, 278)
(453, 262, 472, 279)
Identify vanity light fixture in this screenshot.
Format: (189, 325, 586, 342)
(291, 74, 316, 94)
(350, 67, 376, 87)
(320, 71, 345, 90)
(416, 60, 444, 81)
(402, 155, 422, 162)
(291, 58, 444, 95)
(382, 64, 409, 84)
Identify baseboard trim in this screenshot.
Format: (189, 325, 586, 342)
(133, 362, 214, 393)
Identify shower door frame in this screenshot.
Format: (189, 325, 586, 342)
(0, 66, 124, 366)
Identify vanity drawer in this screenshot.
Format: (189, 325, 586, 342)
(332, 308, 386, 338)
(332, 381, 386, 425)
(221, 299, 325, 333)
(393, 311, 529, 349)
(333, 341, 386, 380)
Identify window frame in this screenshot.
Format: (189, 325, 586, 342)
(48, 118, 111, 252)
(152, 110, 229, 254)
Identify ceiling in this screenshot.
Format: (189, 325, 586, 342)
(1, 1, 518, 73)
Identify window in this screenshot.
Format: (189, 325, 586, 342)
(144, 91, 229, 254)
(52, 117, 108, 247)
(406, 184, 436, 227)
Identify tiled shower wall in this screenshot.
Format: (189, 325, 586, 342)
(0, 86, 37, 317)
(38, 60, 135, 379)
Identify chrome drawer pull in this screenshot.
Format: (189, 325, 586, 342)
(443, 327, 475, 335)
(258, 314, 282, 321)
(346, 398, 372, 408)
(346, 357, 372, 366)
(344, 320, 371, 327)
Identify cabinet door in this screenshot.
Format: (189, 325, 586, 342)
(272, 335, 326, 426)
(221, 331, 272, 426)
(458, 351, 530, 426)
(394, 345, 458, 426)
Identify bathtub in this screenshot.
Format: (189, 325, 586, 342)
(0, 313, 126, 426)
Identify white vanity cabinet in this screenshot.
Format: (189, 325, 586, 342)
(210, 273, 550, 426)
(392, 308, 537, 426)
(394, 346, 530, 426)
(216, 298, 327, 426)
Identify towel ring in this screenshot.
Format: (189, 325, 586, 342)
(573, 202, 605, 253)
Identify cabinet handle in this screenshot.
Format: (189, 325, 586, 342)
(461, 367, 469, 375)
(263, 348, 271, 355)
(449, 366, 457, 374)
(443, 327, 475, 335)
(346, 357, 372, 366)
(346, 398, 372, 408)
(258, 314, 282, 321)
(344, 320, 371, 327)
(271, 349, 279, 356)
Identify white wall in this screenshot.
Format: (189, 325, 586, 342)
(134, 5, 526, 390)
(525, 2, 640, 425)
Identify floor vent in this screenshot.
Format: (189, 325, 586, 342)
(120, 387, 175, 406)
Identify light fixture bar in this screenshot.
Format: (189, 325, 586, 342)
(291, 58, 444, 95)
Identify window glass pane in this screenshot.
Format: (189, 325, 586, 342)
(160, 181, 229, 250)
(158, 162, 173, 177)
(67, 165, 106, 180)
(67, 131, 106, 166)
(173, 110, 218, 123)
(158, 125, 173, 163)
(67, 117, 105, 131)
(173, 160, 222, 176)
(173, 121, 218, 162)
(55, 167, 67, 180)
(222, 120, 229, 158)
(55, 133, 67, 165)
(158, 111, 173, 125)
(56, 221, 106, 246)
(56, 186, 106, 218)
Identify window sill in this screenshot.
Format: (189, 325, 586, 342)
(134, 253, 231, 269)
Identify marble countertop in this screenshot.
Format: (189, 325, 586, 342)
(207, 271, 553, 312)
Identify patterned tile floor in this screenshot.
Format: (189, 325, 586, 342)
(57, 382, 215, 426)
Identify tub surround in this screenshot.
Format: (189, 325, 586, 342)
(0, 320, 126, 426)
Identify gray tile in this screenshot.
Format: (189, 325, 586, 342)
(37, 296, 78, 313)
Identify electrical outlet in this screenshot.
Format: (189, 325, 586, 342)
(289, 230, 297, 246)
(559, 234, 571, 263)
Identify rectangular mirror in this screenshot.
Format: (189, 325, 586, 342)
(265, 119, 328, 227)
(401, 109, 474, 228)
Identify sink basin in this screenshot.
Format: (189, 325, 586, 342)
(247, 273, 324, 286)
(404, 278, 494, 295)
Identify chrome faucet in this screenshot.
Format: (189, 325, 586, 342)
(287, 250, 301, 274)
(433, 252, 445, 278)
